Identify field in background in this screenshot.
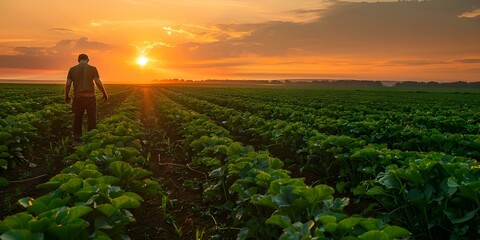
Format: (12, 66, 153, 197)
(1, 83, 479, 240)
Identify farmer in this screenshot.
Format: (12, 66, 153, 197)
(65, 53, 108, 145)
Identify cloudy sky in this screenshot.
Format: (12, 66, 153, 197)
(0, 0, 479, 83)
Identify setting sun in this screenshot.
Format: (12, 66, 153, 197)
(137, 56, 148, 66)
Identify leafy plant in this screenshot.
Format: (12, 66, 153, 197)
(357, 155, 480, 239)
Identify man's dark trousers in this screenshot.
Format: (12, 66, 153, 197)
(72, 95, 97, 141)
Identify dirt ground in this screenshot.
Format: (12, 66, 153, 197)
(126, 87, 226, 240)
(0, 140, 72, 219)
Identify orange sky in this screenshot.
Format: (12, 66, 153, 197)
(0, 0, 479, 83)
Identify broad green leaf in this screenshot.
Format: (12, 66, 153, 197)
(73, 187, 96, 202)
(27, 218, 50, 233)
(123, 192, 144, 202)
(0, 212, 33, 231)
(131, 168, 152, 180)
(209, 167, 224, 178)
(18, 197, 48, 216)
(37, 173, 78, 190)
(341, 237, 357, 240)
(36, 181, 62, 190)
(0, 159, 8, 169)
(458, 184, 479, 202)
(266, 214, 291, 228)
(78, 169, 103, 179)
(66, 206, 93, 222)
(336, 181, 346, 193)
(112, 195, 140, 209)
(109, 161, 133, 178)
(96, 176, 120, 185)
(447, 177, 459, 188)
(268, 158, 284, 169)
(336, 217, 364, 236)
(18, 198, 34, 208)
(445, 208, 479, 224)
(84, 163, 98, 170)
(297, 184, 334, 205)
(362, 166, 375, 175)
(358, 230, 389, 240)
(47, 219, 89, 239)
(382, 226, 411, 239)
(62, 161, 86, 174)
(0, 229, 43, 240)
(366, 186, 386, 196)
(46, 198, 70, 214)
(324, 223, 337, 233)
(440, 178, 457, 196)
(359, 218, 384, 231)
(315, 215, 336, 225)
(256, 171, 271, 182)
(96, 204, 117, 217)
(423, 184, 435, 202)
(237, 227, 250, 240)
(227, 142, 243, 156)
(406, 188, 425, 207)
(272, 195, 290, 207)
(251, 195, 276, 209)
(120, 147, 140, 159)
(0, 145, 8, 152)
(59, 178, 84, 194)
(302, 220, 315, 233)
(91, 230, 111, 240)
(379, 175, 400, 189)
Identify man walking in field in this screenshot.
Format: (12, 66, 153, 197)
(65, 54, 108, 145)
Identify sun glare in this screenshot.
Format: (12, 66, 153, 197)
(137, 56, 148, 66)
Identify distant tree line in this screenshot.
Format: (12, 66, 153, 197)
(151, 78, 480, 88)
(393, 81, 480, 88)
(280, 79, 383, 87)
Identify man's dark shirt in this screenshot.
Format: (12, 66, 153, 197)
(67, 63, 99, 95)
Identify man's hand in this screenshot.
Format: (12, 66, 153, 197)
(102, 94, 108, 102)
(65, 95, 71, 104)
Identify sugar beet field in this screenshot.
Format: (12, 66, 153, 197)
(1, 84, 480, 240)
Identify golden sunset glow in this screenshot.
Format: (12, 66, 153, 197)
(0, 0, 479, 83)
(137, 56, 148, 67)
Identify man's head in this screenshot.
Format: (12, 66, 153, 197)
(78, 54, 89, 62)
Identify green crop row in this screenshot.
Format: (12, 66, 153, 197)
(0, 97, 63, 119)
(0, 85, 134, 120)
(0, 104, 72, 182)
(153, 90, 411, 240)
(160, 87, 480, 239)
(0, 87, 136, 187)
(169, 88, 480, 158)
(0, 91, 161, 240)
(0, 85, 65, 119)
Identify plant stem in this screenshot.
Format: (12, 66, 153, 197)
(8, 174, 47, 183)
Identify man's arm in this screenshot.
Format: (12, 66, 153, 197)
(65, 78, 72, 103)
(94, 77, 108, 102)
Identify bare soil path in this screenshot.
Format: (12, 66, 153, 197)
(127, 87, 216, 240)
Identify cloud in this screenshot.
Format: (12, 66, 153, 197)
(459, 7, 480, 18)
(13, 47, 47, 56)
(91, 19, 110, 27)
(383, 58, 480, 66)
(455, 58, 480, 64)
(232, 71, 352, 79)
(0, 38, 34, 43)
(0, 38, 112, 69)
(162, 60, 252, 69)
(49, 28, 74, 32)
(155, 0, 480, 61)
(75, 37, 112, 51)
(383, 60, 450, 66)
